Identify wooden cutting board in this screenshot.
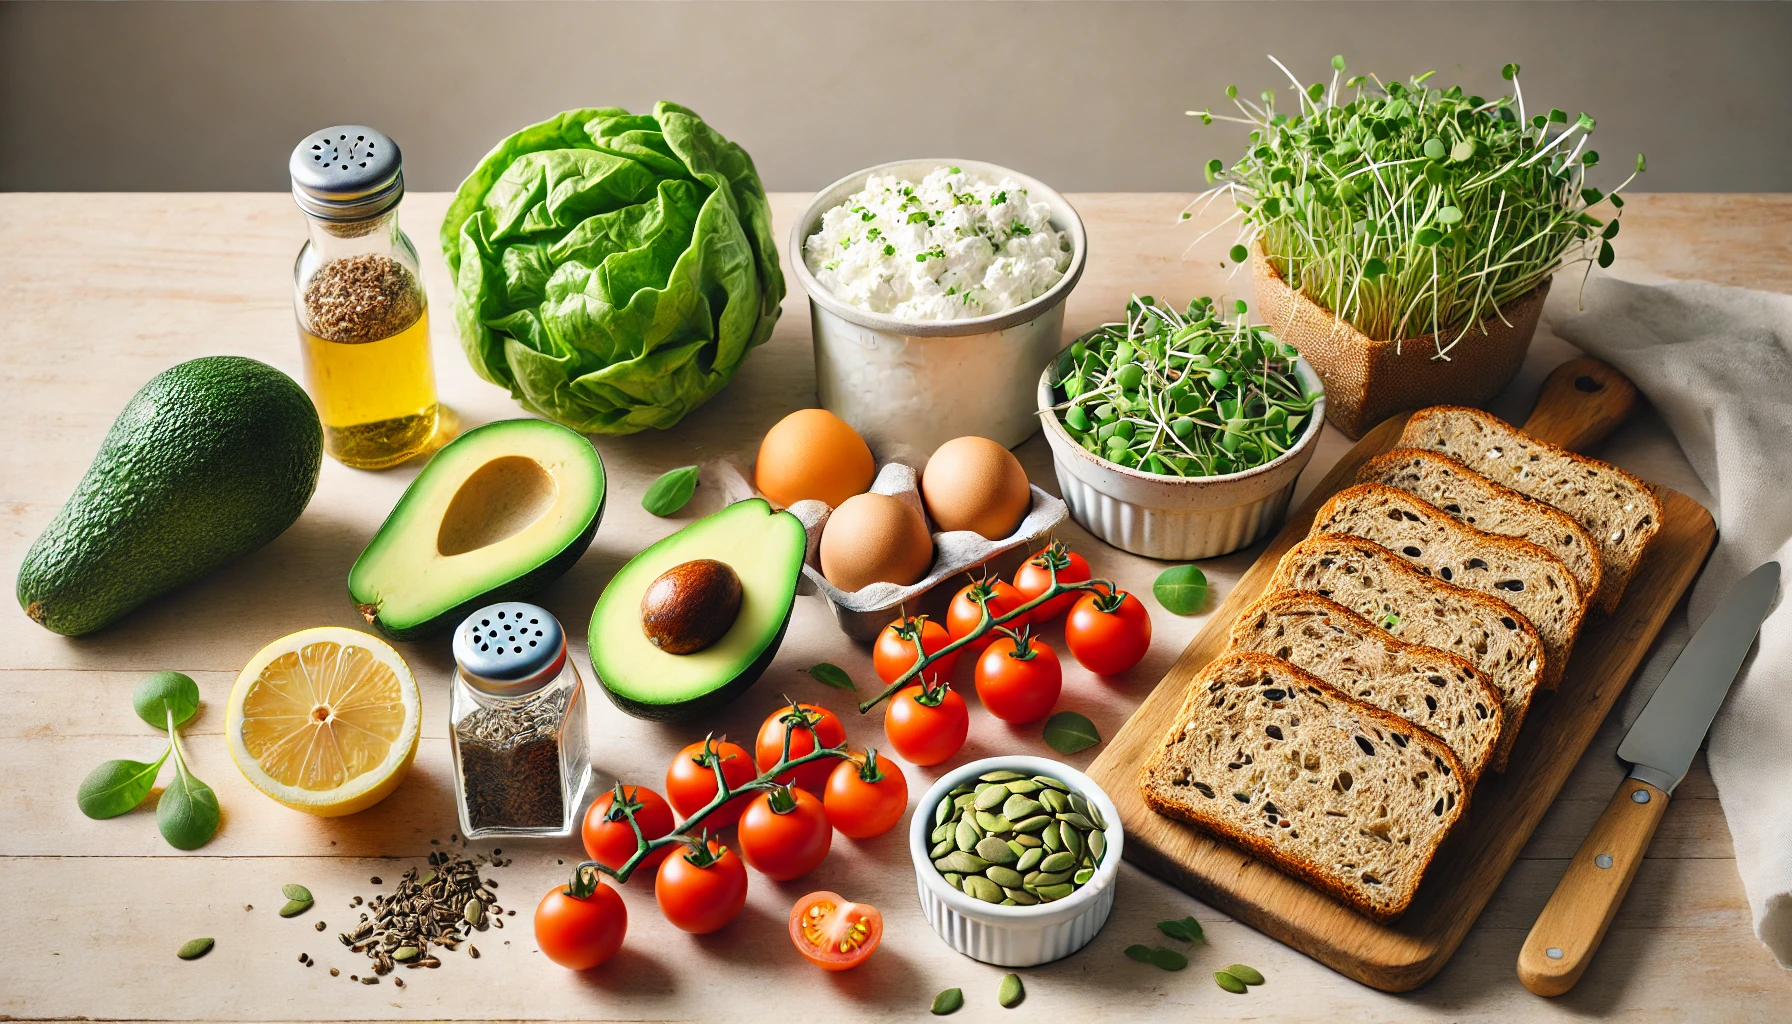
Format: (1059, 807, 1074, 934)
(1085, 357, 1717, 993)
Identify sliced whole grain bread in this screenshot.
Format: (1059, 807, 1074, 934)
(1270, 534, 1546, 769)
(1312, 483, 1586, 689)
(1398, 406, 1662, 614)
(1358, 447, 1604, 605)
(1138, 651, 1467, 921)
(1229, 591, 1504, 782)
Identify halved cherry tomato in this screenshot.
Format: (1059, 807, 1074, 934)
(789, 891, 883, 971)
(873, 615, 960, 685)
(1014, 540, 1093, 621)
(666, 737, 758, 827)
(738, 784, 833, 880)
(974, 630, 1064, 723)
(823, 749, 908, 839)
(1064, 587, 1153, 675)
(535, 867, 627, 970)
(946, 578, 1031, 654)
(755, 702, 847, 794)
(656, 838, 748, 934)
(581, 784, 675, 878)
(882, 678, 969, 766)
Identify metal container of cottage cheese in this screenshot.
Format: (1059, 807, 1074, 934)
(791, 160, 1086, 462)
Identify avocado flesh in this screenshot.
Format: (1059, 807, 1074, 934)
(590, 499, 805, 721)
(349, 418, 605, 640)
(17, 356, 322, 636)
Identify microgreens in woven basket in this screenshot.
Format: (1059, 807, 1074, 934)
(1186, 57, 1644, 357)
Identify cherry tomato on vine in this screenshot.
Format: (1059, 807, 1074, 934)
(882, 678, 969, 766)
(534, 868, 627, 970)
(1013, 540, 1093, 621)
(789, 891, 883, 971)
(656, 838, 748, 934)
(582, 784, 675, 878)
(1064, 588, 1153, 675)
(823, 749, 909, 839)
(665, 737, 758, 827)
(738, 784, 833, 880)
(974, 630, 1064, 724)
(755, 702, 847, 794)
(873, 615, 960, 685)
(946, 578, 1031, 654)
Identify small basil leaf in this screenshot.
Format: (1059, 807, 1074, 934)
(1043, 711, 1101, 755)
(1148, 946, 1190, 971)
(157, 762, 220, 850)
(134, 672, 200, 730)
(1154, 565, 1210, 615)
(1158, 915, 1206, 943)
(641, 466, 700, 517)
(806, 663, 855, 691)
(1124, 943, 1154, 963)
(77, 750, 169, 818)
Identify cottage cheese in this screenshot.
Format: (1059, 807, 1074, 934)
(804, 167, 1071, 321)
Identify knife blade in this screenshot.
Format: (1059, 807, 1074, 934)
(1617, 560, 1781, 793)
(1519, 561, 1779, 997)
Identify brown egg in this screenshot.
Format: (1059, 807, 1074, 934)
(755, 408, 875, 508)
(819, 493, 934, 592)
(920, 436, 1031, 540)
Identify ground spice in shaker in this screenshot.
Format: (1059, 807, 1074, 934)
(302, 253, 423, 343)
(455, 687, 571, 831)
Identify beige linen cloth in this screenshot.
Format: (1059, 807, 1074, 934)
(1549, 276, 1792, 968)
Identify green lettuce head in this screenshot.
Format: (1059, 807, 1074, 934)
(442, 103, 783, 434)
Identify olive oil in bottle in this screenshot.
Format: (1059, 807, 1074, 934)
(289, 126, 443, 469)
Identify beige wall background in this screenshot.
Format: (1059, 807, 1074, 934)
(3, 0, 1788, 195)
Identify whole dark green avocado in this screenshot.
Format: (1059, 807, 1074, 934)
(17, 356, 323, 636)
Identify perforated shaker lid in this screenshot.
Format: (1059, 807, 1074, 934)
(289, 125, 403, 221)
(453, 603, 566, 697)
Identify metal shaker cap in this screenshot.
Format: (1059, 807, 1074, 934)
(453, 603, 567, 697)
(289, 125, 403, 221)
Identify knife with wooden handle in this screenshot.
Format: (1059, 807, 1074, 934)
(1518, 560, 1780, 996)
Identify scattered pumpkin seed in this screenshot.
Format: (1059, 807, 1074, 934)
(986, 865, 1025, 888)
(1214, 970, 1248, 994)
(177, 937, 214, 960)
(976, 837, 1018, 864)
(931, 987, 965, 1014)
(282, 883, 313, 902)
(1016, 848, 1044, 872)
(279, 899, 313, 918)
(1225, 963, 1265, 986)
(997, 973, 1025, 1008)
(980, 770, 1026, 783)
(974, 785, 1011, 811)
(964, 875, 1005, 903)
(932, 837, 956, 859)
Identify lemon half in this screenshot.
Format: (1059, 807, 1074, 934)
(227, 627, 421, 817)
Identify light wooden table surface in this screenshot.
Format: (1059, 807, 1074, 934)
(2, 192, 1787, 1023)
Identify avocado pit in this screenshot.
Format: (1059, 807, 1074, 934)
(641, 558, 744, 655)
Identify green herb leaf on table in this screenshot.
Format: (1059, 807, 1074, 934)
(1124, 944, 1154, 963)
(133, 671, 199, 730)
(76, 750, 170, 818)
(1153, 565, 1209, 615)
(641, 466, 700, 517)
(156, 719, 218, 850)
(1147, 947, 1190, 971)
(805, 663, 856, 691)
(1043, 711, 1101, 755)
(1157, 915, 1205, 943)
(930, 987, 964, 1015)
(997, 972, 1025, 1008)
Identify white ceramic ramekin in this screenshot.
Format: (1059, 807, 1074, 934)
(910, 755, 1122, 967)
(1036, 355, 1326, 560)
(790, 160, 1087, 460)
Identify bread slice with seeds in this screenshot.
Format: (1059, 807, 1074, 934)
(1358, 447, 1604, 605)
(1398, 406, 1662, 613)
(1228, 591, 1504, 783)
(1138, 651, 1467, 921)
(1269, 534, 1545, 769)
(1312, 483, 1586, 689)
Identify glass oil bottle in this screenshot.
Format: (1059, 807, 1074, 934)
(289, 125, 440, 469)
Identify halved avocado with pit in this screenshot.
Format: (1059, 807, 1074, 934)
(589, 499, 806, 722)
(349, 419, 605, 640)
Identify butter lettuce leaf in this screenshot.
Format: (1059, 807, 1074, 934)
(442, 104, 783, 434)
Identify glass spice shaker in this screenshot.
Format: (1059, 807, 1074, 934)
(288, 125, 441, 469)
(450, 602, 591, 839)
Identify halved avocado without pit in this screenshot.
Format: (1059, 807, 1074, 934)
(349, 419, 605, 640)
(590, 499, 805, 721)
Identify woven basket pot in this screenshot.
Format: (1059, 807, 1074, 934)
(1249, 240, 1550, 439)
